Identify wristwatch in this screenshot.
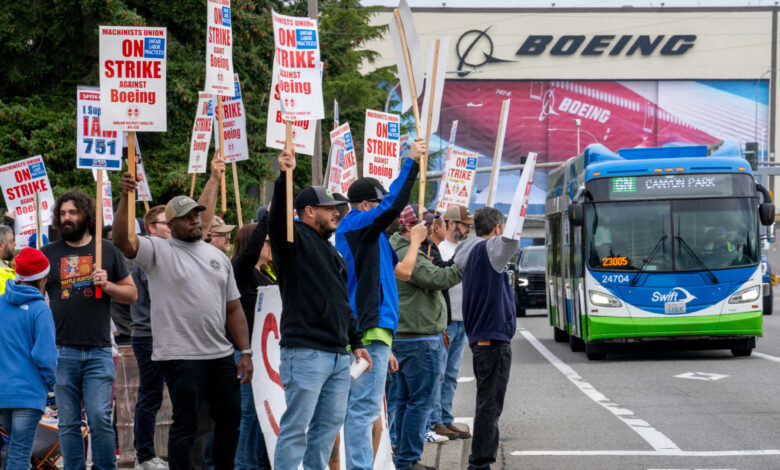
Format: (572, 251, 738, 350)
(240, 349, 253, 357)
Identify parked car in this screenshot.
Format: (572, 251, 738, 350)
(761, 254, 774, 315)
(509, 246, 547, 317)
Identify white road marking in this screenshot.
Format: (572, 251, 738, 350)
(674, 372, 729, 381)
(457, 376, 475, 383)
(519, 329, 680, 451)
(754, 351, 780, 364)
(512, 449, 780, 457)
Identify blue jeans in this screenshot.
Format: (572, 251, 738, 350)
(389, 338, 442, 470)
(345, 342, 390, 470)
(431, 321, 467, 426)
(233, 350, 270, 470)
(0, 408, 43, 470)
(54, 346, 116, 470)
(274, 347, 350, 470)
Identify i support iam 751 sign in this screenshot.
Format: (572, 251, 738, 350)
(77, 86, 122, 170)
(99, 26, 167, 132)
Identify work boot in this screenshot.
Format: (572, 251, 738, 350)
(431, 423, 460, 440)
(446, 422, 472, 439)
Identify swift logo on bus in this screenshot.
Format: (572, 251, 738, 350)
(651, 287, 697, 304)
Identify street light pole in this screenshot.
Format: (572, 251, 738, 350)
(573, 119, 582, 155)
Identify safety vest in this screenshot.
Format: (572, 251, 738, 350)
(705, 241, 735, 253)
(0, 261, 16, 295)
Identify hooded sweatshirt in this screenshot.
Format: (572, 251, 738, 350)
(0, 279, 57, 411)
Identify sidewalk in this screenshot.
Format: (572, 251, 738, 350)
(421, 438, 471, 469)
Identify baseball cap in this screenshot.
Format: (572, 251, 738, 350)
(209, 216, 236, 234)
(165, 196, 206, 222)
(443, 205, 474, 224)
(399, 204, 419, 225)
(294, 186, 347, 214)
(15, 247, 50, 281)
(348, 177, 388, 203)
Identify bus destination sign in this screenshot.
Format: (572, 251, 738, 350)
(602, 173, 753, 200)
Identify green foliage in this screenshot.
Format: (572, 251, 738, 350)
(0, 0, 393, 224)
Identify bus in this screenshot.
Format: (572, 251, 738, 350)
(546, 143, 775, 360)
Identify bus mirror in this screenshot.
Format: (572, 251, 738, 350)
(759, 203, 775, 226)
(568, 203, 584, 226)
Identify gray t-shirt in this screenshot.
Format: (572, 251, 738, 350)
(134, 236, 241, 361)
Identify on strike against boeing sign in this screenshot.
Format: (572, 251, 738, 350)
(100, 26, 167, 132)
(0, 156, 55, 239)
(272, 11, 324, 121)
(205, 0, 234, 96)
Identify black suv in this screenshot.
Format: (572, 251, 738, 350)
(510, 246, 547, 317)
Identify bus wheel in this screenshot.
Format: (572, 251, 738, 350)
(585, 343, 606, 360)
(763, 288, 773, 315)
(553, 327, 569, 343)
(731, 347, 753, 357)
(569, 333, 585, 352)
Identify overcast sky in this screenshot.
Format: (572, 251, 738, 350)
(360, 0, 780, 7)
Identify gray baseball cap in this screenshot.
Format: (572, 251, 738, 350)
(165, 196, 206, 222)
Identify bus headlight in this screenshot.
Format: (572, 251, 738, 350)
(516, 277, 529, 287)
(589, 290, 622, 308)
(728, 286, 761, 304)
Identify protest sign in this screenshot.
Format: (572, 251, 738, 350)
(0, 156, 55, 239)
(99, 26, 167, 132)
(503, 153, 537, 239)
(487, 99, 510, 208)
(436, 149, 477, 213)
(101, 173, 114, 225)
(251, 286, 394, 470)
(271, 11, 324, 121)
(434, 120, 458, 205)
(334, 99, 339, 128)
(77, 87, 122, 170)
(132, 139, 153, 202)
(266, 61, 315, 156)
(363, 110, 401, 190)
(188, 93, 215, 174)
(420, 36, 449, 136)
(205, 0, 234, 97)
(328, 123, 358, 196)
(214, 74, 249, 163)
(389, 0, 423, 116)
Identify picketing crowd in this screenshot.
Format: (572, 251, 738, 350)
(0, 138, 519, 470)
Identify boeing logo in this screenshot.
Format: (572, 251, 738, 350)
(651, 287, 697, 304)
(456, 27, 514, 77)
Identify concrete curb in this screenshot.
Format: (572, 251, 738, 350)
(421, 438, 471, 469)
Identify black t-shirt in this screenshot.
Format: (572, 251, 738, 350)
(42, 239, 130, 347)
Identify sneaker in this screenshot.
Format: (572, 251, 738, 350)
(424, 430, 449, 443)
(446, 422, 472, 439)
(431, 423, 460, 440)
(135, 457, 169, 470)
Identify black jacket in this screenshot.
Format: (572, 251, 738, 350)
(268, 172, 364, 354)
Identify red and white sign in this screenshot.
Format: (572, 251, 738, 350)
(251, 286, 395, 470)
(327, 123, 358, 196)
(100, 171, 114, 225)
(272, 11, 324, 121)
(0, 156, 55, 239)
(133, 139, 153, 202)
(214, 74, 249, 163)
(77, 87, 122, 170)
(436, 148, 478, 213)
(435, 120, 458, 206)
(205, 0, 234, 97)
(363, 110, 401, 191)
(503, 153, 537, 240)
(99, 26, 167, 132)
(188, 92, 215, 174)
(266, 62, 315, 155)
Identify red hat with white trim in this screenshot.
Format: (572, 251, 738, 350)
(14, 247, 50, 281)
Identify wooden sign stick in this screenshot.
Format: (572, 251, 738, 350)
(95, 169, 104, 299)
(285, 121, 294, 243)
(216, 95, 227, 215)
(127, 131, 137, 245)
(189, 173, 197, 198)
(419, 39, 440, 220)
(143, 201, 150, 213)
(232, 162, 243, 228)
(486, 100, 510, 208)
(393, 9, 422, 136)
(34, 191, 42, 249)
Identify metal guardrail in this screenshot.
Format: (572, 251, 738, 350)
(424, 161, 564, 180)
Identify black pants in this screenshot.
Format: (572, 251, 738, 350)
(132, 336, 165, 464)
(158, 354, 241, 470)
(469, 341, 512, 470)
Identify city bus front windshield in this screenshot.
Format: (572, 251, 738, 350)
(586, 198, 758, 272)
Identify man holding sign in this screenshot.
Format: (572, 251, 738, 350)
(334, 137, 425, 470)
(42, 191, 137, 470)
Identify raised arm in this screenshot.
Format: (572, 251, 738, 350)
(198, 152, 226, 239)
(408, 254, 462, 291)
(114, 172, 140, 258)
(394, 224, 427, 281)
(268, 149, 295, 249)
(486, 236, 520, 273)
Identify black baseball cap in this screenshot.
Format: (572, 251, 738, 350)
(294, 186, 347, 214)
(348, 177, 388, 203)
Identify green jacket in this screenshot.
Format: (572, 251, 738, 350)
(390, 232, 462, 338)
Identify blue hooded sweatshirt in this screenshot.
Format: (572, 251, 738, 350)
(0, 279, 57, 412)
